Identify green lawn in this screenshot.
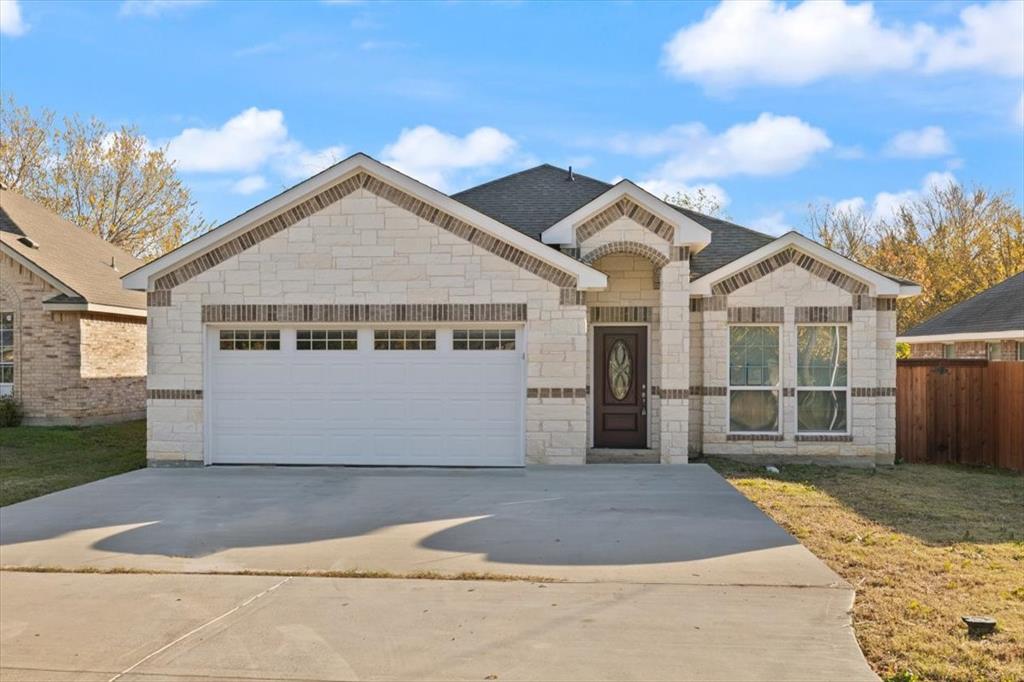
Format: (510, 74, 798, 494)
(707, 457, 1024, 682)
(0, 420, 146, 507)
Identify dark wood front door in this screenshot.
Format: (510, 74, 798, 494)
(594, 326, 647, 448)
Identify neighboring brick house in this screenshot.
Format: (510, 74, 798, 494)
(899, 272, 1024, 361)
(123, 154, 920, 468)
(0, 188, 147, 424)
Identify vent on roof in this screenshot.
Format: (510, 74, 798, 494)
(109, 256, 118, 272)
(567, 166, 575, 182)
(17, 236, 39, 249)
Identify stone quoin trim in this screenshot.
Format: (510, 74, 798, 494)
(153, 171, 577, 291)
(690, 296, 727, 312)
(795, 306, 854, 323)
(575, 197, 676, 243)
(201, 303, 528, 324)
(559, 288, 586, 305)
(711, 248, 870, 296)
(653, 387, 689, 400)
(147, 290, 171, 307)
(795, 434, 854, 442)
(727, 307, 784, 324)
(727, 434, 784, 441)
(147, 389, 203, 400)
(589, 306, 656, 323)
(526, 387, 587, 398)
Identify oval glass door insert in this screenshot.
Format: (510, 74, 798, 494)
(608, 340, 632, 400)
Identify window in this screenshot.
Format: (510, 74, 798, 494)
(1018, 342, 1024, 362)
(797, 325, 848, 433)
(374, 329, 436, 350)
(729, 326, 780, 433)
(297, 330, 357, 351)
(453, 329, 516, 351)
(987, 342, 1000, 361)
(943, 344, 955, 359)
(0, 312, 13, 390)
(219, 329, 280, 351)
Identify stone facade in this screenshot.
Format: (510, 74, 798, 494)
(0, 253, 146, 424)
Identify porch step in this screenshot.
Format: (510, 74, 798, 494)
(586, 448, 661, 464)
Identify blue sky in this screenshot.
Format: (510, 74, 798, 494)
(2, 0, 1022, 236)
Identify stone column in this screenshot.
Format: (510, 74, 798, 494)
(875, 299, 898, 465)
(658, 254, 690, 463)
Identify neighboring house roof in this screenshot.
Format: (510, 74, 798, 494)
(0, 188, 146, 313)
(453, 164, 777, 277)
(899, 272, 1024, 341)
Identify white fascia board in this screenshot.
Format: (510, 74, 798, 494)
(42, 301, 147, 318)
(690, 232, 906, 297)
(540, 181, 712, 250)
(898, 330, 1024, 344)
(123, 153, 606, 291)
(0, 242, 79, 298)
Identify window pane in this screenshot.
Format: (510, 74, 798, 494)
(453, 329, 516, 351)
(729, 326, 779, 387)
(797, 390, 848, 432)
(729, 390, 779, 432)
(797, 326, 848, 387)
(0, 366, 11, 383)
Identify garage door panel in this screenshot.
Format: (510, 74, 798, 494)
(208, 328, 524, 466)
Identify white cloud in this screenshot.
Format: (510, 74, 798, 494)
(119, 0, 208, 17)
(662, 0, 1023, 88)
(381, 125, 518, 190)
(839, 171, 957, 222)
(0, 0, 28, 36)
(636, 179, 730, 211)
(231, 175, 269, 196)
(923, 1, 1024, 76)
(750, 211, 794, 237)
(884, 126, 953, 158)
(163, 107, 346, 183)
(617, 114, 831, 184)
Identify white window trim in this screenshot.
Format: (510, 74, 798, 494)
(795, 323, 852, 436)
(727, 323, 782, 436)
(943, 343, 956, 359)
(0, 311, 13, 396)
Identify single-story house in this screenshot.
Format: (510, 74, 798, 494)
(0, 187, 147, 424)
(123, 154, 920, 468)
(899, 271, 1024, 361)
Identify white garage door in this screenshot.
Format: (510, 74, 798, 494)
(207, 327, 524, 466)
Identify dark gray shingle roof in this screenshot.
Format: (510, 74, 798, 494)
(901, 272, 1024, 338)
(451, 164, 775, 278)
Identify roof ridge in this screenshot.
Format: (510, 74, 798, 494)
(452, 163, 612, 198)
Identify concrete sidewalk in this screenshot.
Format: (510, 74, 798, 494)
(0, 571, 876, 682)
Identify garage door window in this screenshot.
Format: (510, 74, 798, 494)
(219, 329, 280, 351)
(297, 330, 357, 351)
(374, 329, 436, 350)
(453, 329, 516, 351)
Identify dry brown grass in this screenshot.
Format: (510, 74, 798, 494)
(707, 457, 1024, 682)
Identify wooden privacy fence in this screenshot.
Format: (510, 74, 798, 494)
(896, 359, 1024, 472)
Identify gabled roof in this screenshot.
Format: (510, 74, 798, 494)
(0, 188, 146, 313)
(452, 164, 776, 277)
(899, 272, 1024, 341)
(123, 154, 607, 291)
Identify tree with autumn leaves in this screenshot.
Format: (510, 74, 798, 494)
(0, 94, 209, 260)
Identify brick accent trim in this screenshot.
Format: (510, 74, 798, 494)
(690, 296, 727, 312)
(794, 306, 853, 323)
(154, 171, 577, 291)
(575, 198, 675, 243)
(147, 290, 172, 307)
(526, 387, 587, 398)
(589, 306, 656, 323)
(727, 433, 784, 441)
(728, 306, 784, 323)
(876, 297, 898, 311)
(711, 248, 870, 296)
(148, 389, 203, 400)
(559, 288, 586, 305)
(581, 241, 670, 268)
(783, 387, 795, 397)
(851, 387, 896, 397)
(795, 434, 854, 442)
(690, 385, 727, 397)
(653, 386, 689, 400)
(671, 246, 690, 261)
(202, 303, 528, 324)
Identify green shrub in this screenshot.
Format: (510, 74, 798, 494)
(0, 396, 24, 427)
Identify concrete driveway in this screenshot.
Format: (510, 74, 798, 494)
(0, 464, 876, 681)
